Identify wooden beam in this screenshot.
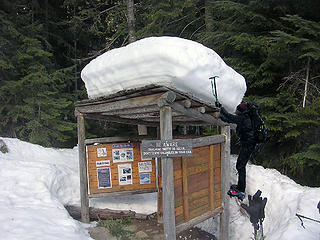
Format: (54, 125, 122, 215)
(76, 92, 164, 114)
(88, 189, 158, 198)
(85, 137, 131, 145)
(176, 207, 223, 234)
(77, 113, 90, 223)
(103, 105, 159, 116)
(170, 102, 226, 126)
(194, 106, 206, 113)
(160, 104, 176, 240)
(84, 113, 157, 126)
(191, 135, 225, 148)
(138, 124, 148, 135)
(220, 126, 231, 240)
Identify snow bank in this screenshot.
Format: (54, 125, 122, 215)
(219, 156, 319, 240)
(0, 138, 89, 240)
(81, 37, 247, 112)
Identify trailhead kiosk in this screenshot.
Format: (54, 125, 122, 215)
(75, 85, 231, 240)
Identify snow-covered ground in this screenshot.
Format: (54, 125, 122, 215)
(0, 137, 319, 240)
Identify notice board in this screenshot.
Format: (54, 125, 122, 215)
(87, 142, 157, 195)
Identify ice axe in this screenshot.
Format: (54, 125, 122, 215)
(209, 76, 221, 107)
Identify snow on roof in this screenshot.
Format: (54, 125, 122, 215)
(81, 36, 247, 112)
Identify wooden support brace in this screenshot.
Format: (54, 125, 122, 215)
(77, 113, 90, 223)
(160, 103, 176, 240)
(220, 126, 231, 240)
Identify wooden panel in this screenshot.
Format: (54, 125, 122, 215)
(158, 142, 223, 229)
(182, 157, 190, 221)
(87, 142, 157, 195)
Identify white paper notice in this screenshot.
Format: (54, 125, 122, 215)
(118, 163, 133, 185)
(138, 161, 152, 173)
(97, 147, 107, 157)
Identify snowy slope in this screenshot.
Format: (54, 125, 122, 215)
(81, 36, 246, 112)
(228, 157, 320, 240)
(0, 138, 89, 240)
(0, 137, 319, 240)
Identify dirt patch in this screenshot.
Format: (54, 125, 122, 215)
(89, 217, 217, 240)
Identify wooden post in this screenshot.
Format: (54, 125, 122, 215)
(77, 112, 90, 223)
(159, 102, 176, 240)
(220, 126, 231, 240)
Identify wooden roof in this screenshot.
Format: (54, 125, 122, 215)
(74, 84, 226, 127)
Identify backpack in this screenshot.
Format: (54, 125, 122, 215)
(247, 102, 267, 143)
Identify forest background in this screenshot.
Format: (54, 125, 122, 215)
(0, 0, 319, 187)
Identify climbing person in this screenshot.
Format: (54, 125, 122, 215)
(219, 102, 257, 200)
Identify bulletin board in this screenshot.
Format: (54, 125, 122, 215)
(87, 142, 157, 195)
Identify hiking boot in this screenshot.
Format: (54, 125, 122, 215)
(227, 188, 246, 201)
(230, 184, 238, 190)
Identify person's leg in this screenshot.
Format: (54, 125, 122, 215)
(236, 143, 256, 192)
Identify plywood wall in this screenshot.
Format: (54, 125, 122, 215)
(158, 144, 222, 225)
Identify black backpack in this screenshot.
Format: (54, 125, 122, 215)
(247, 102, 267, 143)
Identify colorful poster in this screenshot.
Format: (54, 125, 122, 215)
(96, 160, 110, 167)
(112, 148, 134, 163)
(139, 173, 151, 184)
(138, 161, 152, 173)
(97, 168, 112, 189)
(118, 164, 133, 185)
(97, 147, 107, 157)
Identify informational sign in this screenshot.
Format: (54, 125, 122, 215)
(96, 160, 110, 167)
(112, 148, 134, 163)
(139, 173, 151, 184)
(97, 168, 112, 189)
(112, 143, 132, 148)
(97, 147, 107, 157)
(138, 161, 152, 173)
(118, 163, 133, 185)
(141, 139, 192, 158)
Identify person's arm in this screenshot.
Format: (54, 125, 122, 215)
(220, 107, 244, 124)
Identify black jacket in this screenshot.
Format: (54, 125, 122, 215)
(220, 107, 255, 143)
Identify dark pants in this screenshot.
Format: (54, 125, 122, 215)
(236, 142, 256, 192)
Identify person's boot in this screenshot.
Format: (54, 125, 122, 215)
(227, 187, 245, 201)
(230, 184, 238, 190)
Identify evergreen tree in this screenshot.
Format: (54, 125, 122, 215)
(0, 3, 76, 147)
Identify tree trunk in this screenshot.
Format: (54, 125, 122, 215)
(302, 57, 311, 108)
(126, 0, 136, 43)
(65, 205, 149, 220)
(205, 0, 213, 31)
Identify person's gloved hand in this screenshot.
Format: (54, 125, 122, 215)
(215, 102, 222, 108)
(241, 190, 267, 229)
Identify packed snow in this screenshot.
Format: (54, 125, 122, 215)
(0, 137, 319, 240)
(81, 36, 246, 112)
